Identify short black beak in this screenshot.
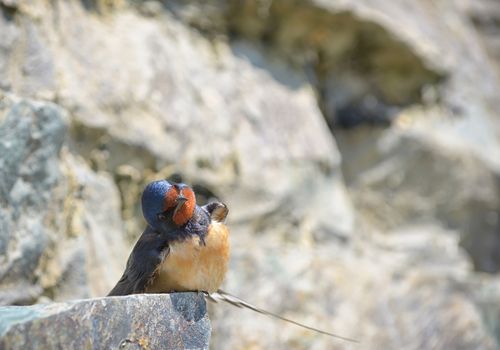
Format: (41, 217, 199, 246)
(173, 194, 188, 216)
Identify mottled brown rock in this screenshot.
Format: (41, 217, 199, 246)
(0, 94, 127, 304)
(1, 1, 500, 349)
(0, 293, 210, 350)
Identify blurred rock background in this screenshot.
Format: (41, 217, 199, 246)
(1, 0, 499, 349)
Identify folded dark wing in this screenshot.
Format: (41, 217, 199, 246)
(202, 202, 228, 223)
(108, 226, 170, 296)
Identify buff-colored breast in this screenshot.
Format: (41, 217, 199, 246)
(146, 222, 230, 294)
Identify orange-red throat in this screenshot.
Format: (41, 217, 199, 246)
(163, 185, 196, 226)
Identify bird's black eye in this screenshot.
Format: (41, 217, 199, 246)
(157, 213, 167, 221)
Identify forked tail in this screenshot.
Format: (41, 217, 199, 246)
(204, 289, 359, 344)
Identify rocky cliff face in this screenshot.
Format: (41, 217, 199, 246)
(0, 0, 499, 349)
(0, 95, 129, 303)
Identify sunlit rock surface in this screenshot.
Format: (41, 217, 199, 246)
(0, 0, 499, 349)
(0, 293, 210, 350)
(0, 95, 127, 304)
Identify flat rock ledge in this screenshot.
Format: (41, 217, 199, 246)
(0, 292, 211, 350)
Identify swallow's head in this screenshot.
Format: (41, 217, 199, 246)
(141, 180, 196, 231)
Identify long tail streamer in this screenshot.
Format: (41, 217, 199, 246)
(204, 289, 359, 344)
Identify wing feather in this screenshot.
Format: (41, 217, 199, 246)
(108, 226, 170, 296)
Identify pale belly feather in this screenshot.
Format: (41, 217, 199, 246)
(147, 222, 230, 293)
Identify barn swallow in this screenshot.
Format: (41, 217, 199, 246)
(108, 180, 358, 343)
(108, 180, 229, 296)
